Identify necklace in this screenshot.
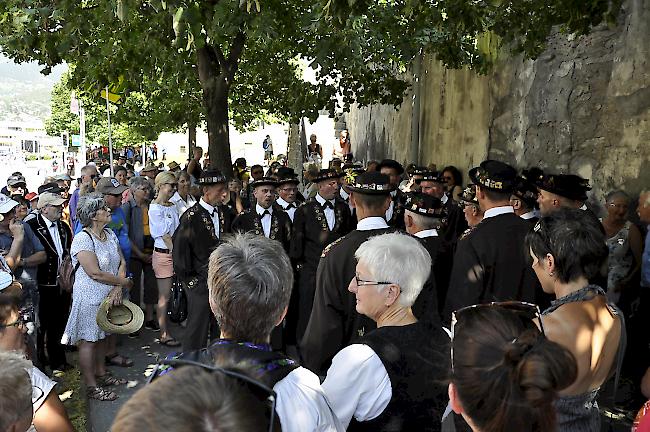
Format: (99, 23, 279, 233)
(88, 228, 107, 241)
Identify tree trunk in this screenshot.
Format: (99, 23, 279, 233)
(196, 45, 234, 178)
(187, 122, 196, 161)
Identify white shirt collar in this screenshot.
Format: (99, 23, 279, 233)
(42, 215, 57, 227)
(440, 194, 448, 205)
(579, 204, 588, 211)
(390, 190, 397, 197)
(256, 203, 273, 216)
(315, 193, 334, 206)
(520, 210, 537, 220)
(276, 197, 289, 207)
(483, 205, 514, 220)
(356, 216, 389, 231)
(414, 228, 438, 238)
(199, 198, 215, 214)
(339, 188, 349, 200)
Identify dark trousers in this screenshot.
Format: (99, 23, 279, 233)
(129, 258, 157, 306)
(296, 267, 317, 344)
(182, 281, 219, 351)
(37, 285, 70, 369)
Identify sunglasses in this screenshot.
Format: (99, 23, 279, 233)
(450, 301, 545, 373)
(150, 358, 278, 432)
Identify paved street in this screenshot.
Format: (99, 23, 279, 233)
(88, 323, 184, 432)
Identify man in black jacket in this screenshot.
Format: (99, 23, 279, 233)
(403, 192, 452, 321)
(301, 171, 394, 374)
(172, 170, 232, 351)
(289, 169, 353, 344)
(443, 160, 540, 323)
(26, 192, 73, 371)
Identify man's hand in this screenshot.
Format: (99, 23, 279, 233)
(8, 219, 24, 239)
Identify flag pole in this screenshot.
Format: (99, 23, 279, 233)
(105, 85, 114, 176)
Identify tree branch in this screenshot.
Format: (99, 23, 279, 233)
(212, 44, 227, 69)
(226, 29, 247, 79)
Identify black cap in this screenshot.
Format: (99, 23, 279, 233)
(250, 177, 279, 188)
(313, 169, 343, 183)
(535, 173, 591, 202)
(512, 173, 539, 208)
(459, 185, 479, 205)
(276, 167, 300, 186)
(404, 192, 446, 218)
(37, 182, 64, 195)
(376, 159, 404, 175)
(343, 171, 395, 195)
(415, 171, 445, 184)
(197, 169, 227, 185)
(468, 160, 517, 193)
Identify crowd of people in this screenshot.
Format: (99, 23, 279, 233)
(1, 146, 650, 432)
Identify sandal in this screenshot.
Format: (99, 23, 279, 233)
(158, 337, 181, 347)
(105, 353, 134, 367)
(87, 386, 118, 401)
(96, 372, 128, 386)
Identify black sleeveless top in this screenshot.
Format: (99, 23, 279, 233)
(348, 322, 450, 432)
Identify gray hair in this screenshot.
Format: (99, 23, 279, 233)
(129, 176, 151, 193)
(177, 171, 191, 182)
(605, 190, 629, 204)
(408, 212, 441, 231)
(76, 192, 107, 227)
(0, 351, 32, 431)
(208, 233, 293, 343)
(355, 232, 431, 307)
(81, 164, 98, 175)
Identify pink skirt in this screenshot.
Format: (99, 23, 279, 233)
(152, 250, 174, 279)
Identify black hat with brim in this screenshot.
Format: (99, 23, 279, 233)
(535, 173, 591, 202)
(277, 176, 300, 186)
(313, 169, 343, 183)
(250, 177, 279, 188)
(343, 171, 395, 195)
(512, 175, 539, 207)
(415, 171, 445, 184)
(404, 192, 446, 218)
(459, 185, 479, 205)
(376, 159, 404, 175)
(198, 170, 227, 185)
(468, 160, 517, 193)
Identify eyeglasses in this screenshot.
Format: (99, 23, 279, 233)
(450, 301, 545, 373)
(151, 358, 278, 432)
(443, 176, 453, 181)
(355, 274, 393, 286)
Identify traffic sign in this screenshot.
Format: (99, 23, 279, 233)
(71, 135, 81, 147)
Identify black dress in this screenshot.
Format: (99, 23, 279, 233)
(443, 212, 540, 323)
(300, 226, 394, 374)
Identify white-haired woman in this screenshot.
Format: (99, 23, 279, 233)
(62, 193, 133, 401)
(149, 172, 181, 347)
(322, 232, 450, 431)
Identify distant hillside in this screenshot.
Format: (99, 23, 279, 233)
(0, 53, 67, 122)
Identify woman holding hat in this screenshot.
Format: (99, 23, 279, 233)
(62, 192, 134, 401)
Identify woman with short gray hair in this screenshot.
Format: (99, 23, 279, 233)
(322, 232, 450, 431)
(173, 233, 345, 432)
(62, 192, 134, 401)
(0, 351, 33, 432)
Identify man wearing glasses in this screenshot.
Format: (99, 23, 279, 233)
(69, 164, 98, 226)
(25, 192, 73, 372)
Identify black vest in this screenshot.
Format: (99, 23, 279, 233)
(348, 323, 449, 432)
(168, 339, 299, 388)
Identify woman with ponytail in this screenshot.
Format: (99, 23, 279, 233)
(448, 304, 577, 431)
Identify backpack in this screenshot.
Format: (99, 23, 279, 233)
(57, 230, 92, 293)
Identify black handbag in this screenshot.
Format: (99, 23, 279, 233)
(167, 277, 188, 323)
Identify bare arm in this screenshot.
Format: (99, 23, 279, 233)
(161, 234, 173, 251)
(77, 250, 131, 288)
(21, 250, 47, 267)
(32, 391, 74, 432)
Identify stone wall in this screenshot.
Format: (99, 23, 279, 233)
(346, 0, 650, 211)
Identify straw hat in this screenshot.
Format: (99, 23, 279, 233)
(96, 299, 144, 334)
